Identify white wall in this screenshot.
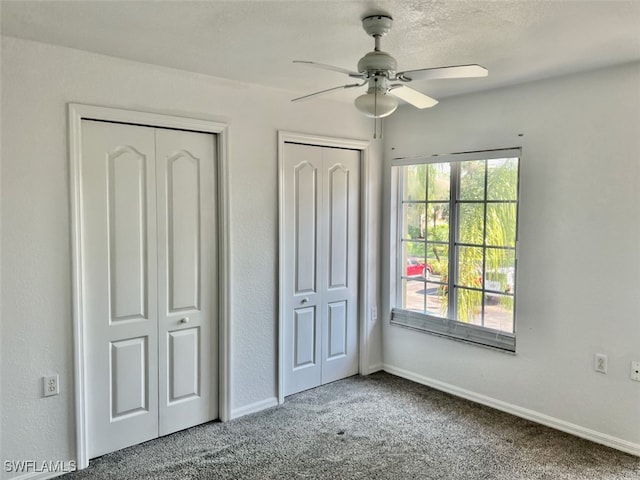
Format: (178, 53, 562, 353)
(382, 62, 640, 454)
(0, 36, 382, 477)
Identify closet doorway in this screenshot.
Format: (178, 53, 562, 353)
(70, 104, 230, 468)
(278, 132, 370, 399)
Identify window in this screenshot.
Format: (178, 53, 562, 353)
(391, 149, 520, 351)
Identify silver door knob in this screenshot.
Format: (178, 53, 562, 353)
(301, 297, 309, 304)
(179, 317, 190, 324)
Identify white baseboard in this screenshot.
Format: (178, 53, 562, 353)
(368, 363, 383, 374)
(230, 396, 279, 420)
(383, 364, 640, 457)
(5, 469, 68, 480)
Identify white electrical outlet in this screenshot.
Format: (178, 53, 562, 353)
(44, 374, 59, 397)
(371, 306, 378, 323)
(631, 361, 640, 382)
(594, 354, 607, 374)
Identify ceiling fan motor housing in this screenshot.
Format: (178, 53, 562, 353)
(357, 51, 397, 77)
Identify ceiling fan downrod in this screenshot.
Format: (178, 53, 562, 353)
(357, 15, 396, 79)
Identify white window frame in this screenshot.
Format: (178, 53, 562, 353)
(390, 148, 521, 352)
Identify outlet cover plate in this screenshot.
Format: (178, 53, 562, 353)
(595, 353, 607, 374)
(44, 374, 59, 397)
(631, 361, 640, 382)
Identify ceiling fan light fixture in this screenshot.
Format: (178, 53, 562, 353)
(354, 91, 398, 118)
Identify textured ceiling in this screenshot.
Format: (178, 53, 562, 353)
(2, 0, 640, 103)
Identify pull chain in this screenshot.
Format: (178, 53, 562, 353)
(373, 89, 378, 138)
(372, 81, 383, 139)
(373, 117, 384, 140)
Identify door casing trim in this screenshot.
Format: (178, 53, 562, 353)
(68, 103, 231, 469)
(277, 131, 371, 403)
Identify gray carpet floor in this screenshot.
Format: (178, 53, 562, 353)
(65, 372, 640, 479)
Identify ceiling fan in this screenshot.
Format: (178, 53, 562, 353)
(292, 15, 488, 119)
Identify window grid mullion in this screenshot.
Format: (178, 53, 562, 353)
(423, 236, 427, 313)
(457, 199, 516, 204)
(481, 159, 489, 327)
(397, 169, 405, 309)
(424, 166, 429, 313)
(449, 162, 459, 320)
(456, 242, 515, 250)
(453, 285, 515, 296)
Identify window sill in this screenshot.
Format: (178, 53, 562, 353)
(390, 308, 516, 352)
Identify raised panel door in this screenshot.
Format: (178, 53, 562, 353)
(321, 148, 359, 384)
(82, 121, 218, 457)
(82, 120, 159, 458)
(156, 128, 217, 436)
(282, 142, 359, 397)
(283, 144, 323, 395)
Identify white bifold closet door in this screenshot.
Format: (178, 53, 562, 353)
(282, 142, 360, 397)
(81, 120, 217, 458)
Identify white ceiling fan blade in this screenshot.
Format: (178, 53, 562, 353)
(291, 82, 364, 102)
(293, 60, 364, 78)
(396, 64, 488, 82)
(389, 85, 438, 109)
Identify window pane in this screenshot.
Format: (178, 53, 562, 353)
(402, 279, 426, 312)
(425, 282, 446, 317)
(426, 244, 449, 280)
(458, 203, 484, 245)
(484, 249, 515, 294)
(425, 203, 449, 242)
(403, 241, 426, 271)
(457, 246, 483, 288)
(487, 158, 518, 201)
(455, 287, 482, 325)
(402, 203, 426, 240)
(459, 160, 485, 201)
(486, 203, 516, 247)
(405, 254, 429, 278)
(484, 294, 514, 333)
(427, 163, 450, 201)
(403, 165, 426, 201)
